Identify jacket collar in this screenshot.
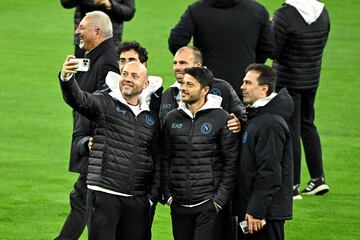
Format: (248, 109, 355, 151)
(249, 92, 277, 108)
(179, 94, 223, 119)
(85, 38, 114, 61)
(105, 71, 157, 114)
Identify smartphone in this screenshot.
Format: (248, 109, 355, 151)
(239, 220, 249, 234)
(74, 58, 90, 72)
(239, 219, 266, 234)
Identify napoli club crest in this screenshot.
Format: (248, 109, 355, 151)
(242, 131, 248, 143)
(146, 115, 155, 126)
(200, 123, 213, 134)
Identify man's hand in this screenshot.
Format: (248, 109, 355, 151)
(213, 201, 221, 214)
(88, 137, 93, 151)
(61, 55, 78, 80)
(227, 113, 241, 133)
(94, 0, 112, 8)
(167, 197, 173, 206)
(245, 214, 265, 234)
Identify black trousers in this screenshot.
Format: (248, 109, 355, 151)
(171, 200, 222, 240)
(86, 190, 151, 240)
(221, 202, 236, 240)
(287, 88, 324, 185)
(238, 220, 285, 240)
(55, 173, 87, 240)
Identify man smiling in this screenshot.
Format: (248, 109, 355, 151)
(162, 67, 239, 240)
(233, 64, 293, 240)
(59, 61, 160, 240)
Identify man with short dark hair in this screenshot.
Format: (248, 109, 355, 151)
(55, 11, 119, 240)
(162, 67, 239, 240)
(117, 41, 163, 113)
(233, 63, 293, 240)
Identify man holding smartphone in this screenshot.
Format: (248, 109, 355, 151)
(233, 64, 293, 240)
(55, 11, 119, 240)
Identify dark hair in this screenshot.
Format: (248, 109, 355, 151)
(184, 67, 213, 89)
(118, 41, 148, 63)
(245, 63, 276, 95)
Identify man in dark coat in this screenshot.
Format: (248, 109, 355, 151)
(55, 11, 119, 240)
(168, 0, 275, 96)
(233, 63, 293, 240)
(60, 0, 135, 57)
(59, 61, 160, 240)
(271, 0, 330, 199)
(162, 67, 239, 240)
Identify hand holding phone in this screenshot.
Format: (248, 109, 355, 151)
(73, 58, 90, 72)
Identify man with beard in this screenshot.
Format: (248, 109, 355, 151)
(162, 67, 239, 240)
(59, 61, 160, 240)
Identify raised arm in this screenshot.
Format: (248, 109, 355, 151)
(59, 56, 104, 120)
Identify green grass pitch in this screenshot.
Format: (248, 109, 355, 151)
(0, 0, 359, 239)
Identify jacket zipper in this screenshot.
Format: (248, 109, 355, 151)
(186, 118, 195, 204)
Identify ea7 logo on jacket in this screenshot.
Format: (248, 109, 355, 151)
(146, 115, 155, 126)
(242, 131, 248, 143)
(161, 103, 172, 109)
(200, 123, 212, 134)
(171, 123, 183, 129)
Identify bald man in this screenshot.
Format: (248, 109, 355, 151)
(59, 61, 161, 240)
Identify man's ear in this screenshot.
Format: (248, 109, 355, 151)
(201, 86, 210, 96)
(261, 84, 269, 96)
(142, 79, 149, 89)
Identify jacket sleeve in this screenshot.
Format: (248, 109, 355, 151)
(59, 73, 104, 121)
(168, 6, 194, 55)
(246, 122, 286, 219)
(213, 118, 239, 208)
(161, 120, 173, 202)
(256, 8, 276, 63)
(60, 0, 78, 8)
(271, 9, 288, 60)
(72, 113, 93, 157)
(148, 119, 162, 203)
(107, 0, 135, 22)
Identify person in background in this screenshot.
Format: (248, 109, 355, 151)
(117, 41, 163, 114)
(233, 63, 293, 240)
(271, 0, 330, 199)
(60, 0, 135, 57)
(160, 46, 246, 130)
(168, 0, 275, 97)
(54, 11, 119, 240)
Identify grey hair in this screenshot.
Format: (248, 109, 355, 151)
(85, 11, 113, 38)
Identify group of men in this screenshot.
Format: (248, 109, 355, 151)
(55, 0, 331, 239)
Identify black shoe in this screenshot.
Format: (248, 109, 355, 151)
(301, 176, 330, 195)
(293, 184, 303, 200)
